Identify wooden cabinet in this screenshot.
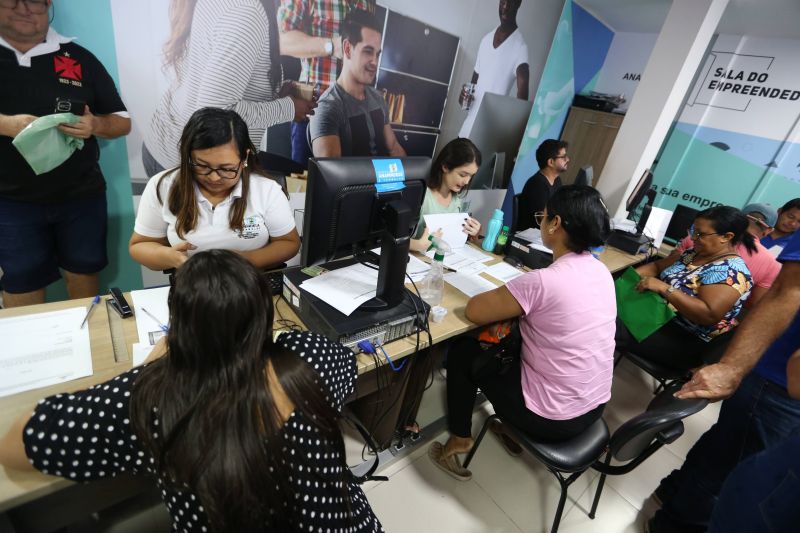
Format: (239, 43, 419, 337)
(559, 106, 624, 186)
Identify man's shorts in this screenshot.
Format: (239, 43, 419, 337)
(0, 194, 108, 293)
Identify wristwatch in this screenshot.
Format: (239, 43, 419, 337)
(324, 39, 334, 56)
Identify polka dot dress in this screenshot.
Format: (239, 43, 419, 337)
(23, 331, 384, 532)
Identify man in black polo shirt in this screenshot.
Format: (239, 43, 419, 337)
(0, 0, 130, 308)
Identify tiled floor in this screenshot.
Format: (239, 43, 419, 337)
(358, 358, 720, 533)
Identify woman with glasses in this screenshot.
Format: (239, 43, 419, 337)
(617, 206, 754, 371)
(0, 250, 383, 532)
(130, 108, 300, 271)
(429, 186, 616, 479)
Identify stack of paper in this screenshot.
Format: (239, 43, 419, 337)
(300, 262, 379, 316)
(371, 248, 430, 282)
(514, 228, 553, 254)
(0, 307, 93, 398)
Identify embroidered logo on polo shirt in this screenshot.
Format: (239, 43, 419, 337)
(238, 215, 265, 239)
(54, 52, 83, 87)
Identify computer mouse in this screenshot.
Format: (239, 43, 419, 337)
(503, 255, 523, 268)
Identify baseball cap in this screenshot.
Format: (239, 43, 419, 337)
(742, 203, 778, 228)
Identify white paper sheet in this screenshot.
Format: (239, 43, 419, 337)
(0, 307, 93, 398)
(300, 263, 379, 316)
(456, 245, 494, 263)
(514, 227, 554, 254)
(642, 207, 674, 248)
(132, 342, 153, 367)
(483, 261, 526, 283)
(444, 272, 499, 297)
(130, 286, 170, 346)
(423, 212, 469, 249)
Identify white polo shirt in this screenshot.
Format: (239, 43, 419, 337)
(134, 170, 295, 255)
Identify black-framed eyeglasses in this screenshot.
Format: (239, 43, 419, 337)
(691, 231, 720, 240)
(191, 160, 243, 180)
(0, 0, 49, 14)
(534, 211, 546, 227)
(553, 154, 569, 160)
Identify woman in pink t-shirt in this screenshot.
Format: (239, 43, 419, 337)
(429, 186, 617, 480)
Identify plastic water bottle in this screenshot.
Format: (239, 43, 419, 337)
(482, 209, 505, 252)
(494, 225, 510, 254)
(420, 250, 444, 307)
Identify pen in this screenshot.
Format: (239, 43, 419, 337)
(141, 307, 169, 332)
(80, 295, 101, 329)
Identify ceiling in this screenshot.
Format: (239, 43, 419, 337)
(576, 0, 800, 39)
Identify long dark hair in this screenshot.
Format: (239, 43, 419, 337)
(158, 108, 261, 239)
(545, 185, 611, 253)
(130, 251, 351, 531)
(429, 138, 482, 196)
(696, 205, 757, 253)
(163, 0, 281, 89)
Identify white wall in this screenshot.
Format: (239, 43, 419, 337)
(378, 0, 565, 153)
(593, 32, 658, 112)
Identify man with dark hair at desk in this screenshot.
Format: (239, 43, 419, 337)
(458, 0, 529, 138)
(277, 0, 375, 165)
(0, 0, 131, 308)
(517, 139, 567, 231)
(646, 229, 800, 533)
(309, 10, 405, 158)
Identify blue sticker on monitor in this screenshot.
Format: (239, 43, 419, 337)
(372, 159, 406, 192)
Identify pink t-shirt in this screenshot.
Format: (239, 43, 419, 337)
(676, 237, 781, 290)
(505, 252, 616, 420)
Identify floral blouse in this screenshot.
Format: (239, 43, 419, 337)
(659, 249, 753, 342)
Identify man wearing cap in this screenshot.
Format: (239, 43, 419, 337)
(672, 203, 781, 307)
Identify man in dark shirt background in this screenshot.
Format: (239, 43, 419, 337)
(0, 0, 130, 308)
(517, 139, 568, 231)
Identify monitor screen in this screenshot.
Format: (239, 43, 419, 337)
(301, 157, 430, 267)
(626, 169, 654, 212)
(664, 204, 700, 244)
(574, 165, 593, 187)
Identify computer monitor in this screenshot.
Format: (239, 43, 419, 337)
(664, 204, 700, 244)
(627, 169, 654, 213)
(574, 165, 593, 187)
(606, 168, 657, 254)
(301, 156, 430, 309)
(469, 92, 534, 189)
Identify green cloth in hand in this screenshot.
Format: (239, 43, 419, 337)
(615, 267, 676, 342)
(12, 113, 84, 175)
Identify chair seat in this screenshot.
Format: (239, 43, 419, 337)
(513, 418, 610, 473)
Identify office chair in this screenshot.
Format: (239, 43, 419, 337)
(463, 384, 708, 533)
(618, 329, 734, 394)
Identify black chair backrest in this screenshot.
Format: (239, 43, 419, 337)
(609, 385, 708, 462)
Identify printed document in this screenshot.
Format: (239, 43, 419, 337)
(300, 263, 379, 316)
(444, 272, 498, 297)
(483, 262, 526, 283)
(0, 307, 93, 398)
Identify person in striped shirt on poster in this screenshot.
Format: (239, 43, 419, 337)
(142, 0, 316, 176)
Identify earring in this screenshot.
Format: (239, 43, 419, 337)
(548, 229, 554, 234)
(243, 162, 248, 168)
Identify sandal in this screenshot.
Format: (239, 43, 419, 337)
(490, 420, 523, 457)
(428, 441, 472, 481)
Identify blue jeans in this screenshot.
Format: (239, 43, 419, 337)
(291, 121, 312, 166)
(709, 431, 800, 533)
(651, 373, 800, 532)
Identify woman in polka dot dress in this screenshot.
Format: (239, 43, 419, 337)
(0, 250, 383, 532)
